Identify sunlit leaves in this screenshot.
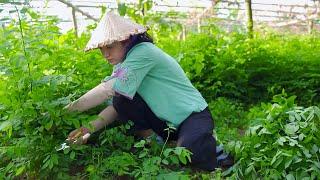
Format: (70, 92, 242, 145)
(229, 95, 320, 178)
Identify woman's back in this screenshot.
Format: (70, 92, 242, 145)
(112, 42, 208, 127)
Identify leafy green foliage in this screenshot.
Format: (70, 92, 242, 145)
(208, 97, 247, 144)
(0, 11, 110, 178)
(178, 32, 320, 106)
(1, 5, 320, 179)
(227, 94, 320, 179)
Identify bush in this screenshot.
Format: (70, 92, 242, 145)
(227, 93, 320, 179)
(178, 32, 320, 106)
(208, 97, 247, 143)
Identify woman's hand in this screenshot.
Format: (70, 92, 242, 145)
(67, 127, 91, 145)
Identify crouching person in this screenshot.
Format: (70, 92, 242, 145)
(65, 11, 219, 171)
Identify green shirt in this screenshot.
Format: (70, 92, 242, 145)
(111, 42, 207, 127)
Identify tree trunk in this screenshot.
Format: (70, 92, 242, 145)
(72, 8, 78, 38)
(308, 20, 314, 34)
(197, 18, 201, 33)
(245, 0, 253, 38)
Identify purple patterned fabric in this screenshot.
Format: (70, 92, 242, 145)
(111, 65, 135, 99)
(112, 66, 129, 82)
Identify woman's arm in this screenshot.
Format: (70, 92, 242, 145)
(89, 105, 118, 132)
(65, 79, 116, 112)
(67, 105, 118, 143)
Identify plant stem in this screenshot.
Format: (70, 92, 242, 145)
(160, 128, 171, 158)
(15, 6, 32, 92)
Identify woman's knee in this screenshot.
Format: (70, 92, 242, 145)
(112, 94, 152, 128)
(113, 94, 146, 111)
(112, 95, 128, 111)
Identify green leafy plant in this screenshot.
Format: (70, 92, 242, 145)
(227, 93, 320, 179)
(1, 5, 320, 179)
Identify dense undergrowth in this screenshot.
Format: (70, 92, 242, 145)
(0, 9, 319, 179)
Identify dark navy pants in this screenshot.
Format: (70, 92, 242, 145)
(112, 93, 217, 171)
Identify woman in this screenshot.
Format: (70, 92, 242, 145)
(65, 11, 218, 171)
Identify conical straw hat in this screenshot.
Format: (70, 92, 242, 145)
(84, 11, 147, 52)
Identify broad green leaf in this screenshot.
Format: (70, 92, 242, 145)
(15, 166, 25, 176)
(117, 3, 127, 16)
(273, 156, 284, 168)
(163, 149, 172, 157)
(277, 137, 286, 146)
(314, 161, 320, 169)
(161, 159, 169, 165)
(138, 150, 148, 158)
(302, 149, 311, 158)
(134, 140, 145, 148)
(271, 150, 282, 165)
(178, 155, 187, 165)
(173, 147, 183, 155)
(45, 120, 53, 130)
(306, 113, 314, 121)
(245, 165, 254, 175)
(285, 158, 293, 169)
(286, 173, 295, 180)
(288, 138, 298, 146)
(286, 96, 296, 108)
(254, 143, 261, 148)
(289, 115, 295, 121)
(249, 125, 262, 135)
(70, 151, 75, 159)
(63, 148, 70, 154)
(0, 120, 12, 131)
(170, 156, 179, 165)
(285, 123, 299, 135)
(299, 122, 308, 128)
(313, 106, 320, 118)
(298, 133, 305, 141)
(293, 157, 302, 164)
(294, 113, 301, 121)
(86, 165, 95, 173)
(258, 127, 271, 136)
(311, 144, 319, 154)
